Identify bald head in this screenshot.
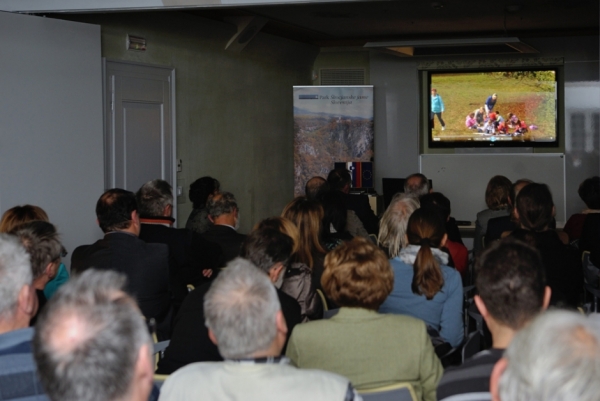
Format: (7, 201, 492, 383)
(305, 177, 328, 200)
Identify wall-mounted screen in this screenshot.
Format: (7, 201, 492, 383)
(428, 68, 558, 148)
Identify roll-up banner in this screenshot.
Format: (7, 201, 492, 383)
(293, 86, 374, 197)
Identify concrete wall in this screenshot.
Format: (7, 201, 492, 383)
(59, 12, 319, 232)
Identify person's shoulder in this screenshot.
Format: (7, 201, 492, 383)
(285, 365, 350, 387)
(441, 265, 462, 284)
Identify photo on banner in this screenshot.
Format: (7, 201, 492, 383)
(293, 86, 374, 197)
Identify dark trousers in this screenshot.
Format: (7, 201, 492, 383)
(431, 112, 445, 128)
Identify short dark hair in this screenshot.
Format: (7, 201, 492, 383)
(240, 228, 293, 273)
(420, 192, 451, 221)
(476, 238, 546, 330)
(516, 183, 554, 232)
(11, 221, 62, 280)
(305, 177, 329, 201)
(189, 176, 220, 209)
(327, 168, 351, 191)
(95, 189, 137, 233)
(578, 176, 600, 210)
(136, 179, 173, 218)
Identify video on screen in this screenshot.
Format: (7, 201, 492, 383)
(429, 69, 557, 147)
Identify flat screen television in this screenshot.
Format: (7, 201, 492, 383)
(427, 68, 559, 148)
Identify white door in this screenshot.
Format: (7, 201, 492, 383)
(104, 60, 176, 209)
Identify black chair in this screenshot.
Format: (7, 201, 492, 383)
(582, 251, 600, 313)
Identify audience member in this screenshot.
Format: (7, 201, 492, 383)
(33, 270, 154, 401)
(0, 205, 69, 299)
(255, 217, 321, 321)
(327, 168, 379, 235)
(287, 237, 442, 400)
(510, 183, 582, 308)
(136, 179, 223, 308)
(159, 259, 359, 401)
(404, 173, 431, 197)
(0, 234, 44, 400)
(377, 194, 419, 258)
(473, 175, 512, 255)
(563, 176, 600, 243)
(484, 178, 532, 244)
(156, 229, 302, 374)
(71, 188, 171, 338)
(319, 190, 354, 250)
(11, 221, 63, 325)
(437, 238, 550, 401)
(380, 208, 463, 348)
(490, 310, 600, 401)
(186, 176, 220, 234)
(420, 192, 468, 276)
(202, 191, 246, 263)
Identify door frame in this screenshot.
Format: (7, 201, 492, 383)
(102, 58, 177, 222)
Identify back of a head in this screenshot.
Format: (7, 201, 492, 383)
(240, 227, 293, 273)
(11, 221, 62, 280)
(485, 175, 513, 210)
(136, 179, 173, 218)
(0, 204, 49, 233)
(96, 189, 137, 233)
(0, 234, 32, 319)
(253, 217, 300, 256)
(319, 190, 348, 235)
(327, 168, 351, 191)
(189, 176, 220, 209)
(420, 192, 451, 221)
(207, 191, 237, 218)
(404, 173, 430, 197)
(499, 310, 600, 401)
(305, 177, 329, 200)
(322, 237, 393, 310)
(406, 208, 446, 300)
(33, 269, 152, 401)
(204, 259, 281, 359)
(378, 194, 419, 258)
(578, 176, 600, 210)
(476, 238, 546, 330)
(281, 197, 325, 267)
(516, 183, 554, 232)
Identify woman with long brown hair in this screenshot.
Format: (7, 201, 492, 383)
(379, 207, 463, 347)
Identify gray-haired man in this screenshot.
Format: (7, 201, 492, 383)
(202, 191, 246, 263)
(159, 259, 361, 401)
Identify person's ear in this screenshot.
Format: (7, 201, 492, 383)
(542, 286, 552, 309)
(490, 357, 508, 401)
(268, 263, 284, 284)
(551, 205, 556, 218)
(208, 329, 218, 346)
(44, 261, 58, 280)
(134, 343, 154, 400)
(276, 310, 288, 337)
(474, 295, 489, 319)
(18, 284, 37, 317)
(164, 204, 173, 218)
(208, 215, 215, 224)
(440, 233, 448, 248)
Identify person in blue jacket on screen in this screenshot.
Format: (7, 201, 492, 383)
(431, 88, 446, 131)
(485, 93, 498, 116)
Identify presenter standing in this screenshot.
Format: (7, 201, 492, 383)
(485, 93, 498, 116)
(431, 88, 446, 131)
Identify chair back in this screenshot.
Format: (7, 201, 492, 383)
(359, 382, 417, 401)
(462, 330, 482, 362)
(153, 374, 169, 390)
(316, 289, 329, 312)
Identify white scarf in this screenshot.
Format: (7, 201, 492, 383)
(399, 244, 449, 265)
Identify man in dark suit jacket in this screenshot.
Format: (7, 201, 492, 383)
(156, 228, 302, 374)
(71, 188, 171, 337)
(136, 179, 224, 308)
(327, 168, 379, 235)
(201, 191, 246, 263)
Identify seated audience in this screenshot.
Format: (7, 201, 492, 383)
(474, 175, 513, 255)
(484, 178, 532, 244)
(11, 221, 63, 325)
(327, 168, 379, 235)
(159, 259, 359, 401)
(420, 192, 468, 276)
(404, 173, 431, 197)
(0, 205, 69, 299)
(71, 189, 171, 338)
(286, 237, 442, 401)
(437, 238, 550, 401)
(0, 234, 44, 400)
(201, 191, 246, 263)
(306, 176, 368, 238)
(281, 197, 327, 298)
(377, 194, 419, 258)
(510, 183, 582, 308)
(319, 190, 354, 250)
(136, 179, 223, 309)
(33, 270, 155, 401)
(379, 208, 464, 348)
(491, 310, 600, 401)
(185, 176, 219, 234)
(563, 176, 600, 244)
(156, 229, 301, 374)
(255, 217, 321, 321)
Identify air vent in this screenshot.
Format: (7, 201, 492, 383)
(320, 68, 365, 85)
